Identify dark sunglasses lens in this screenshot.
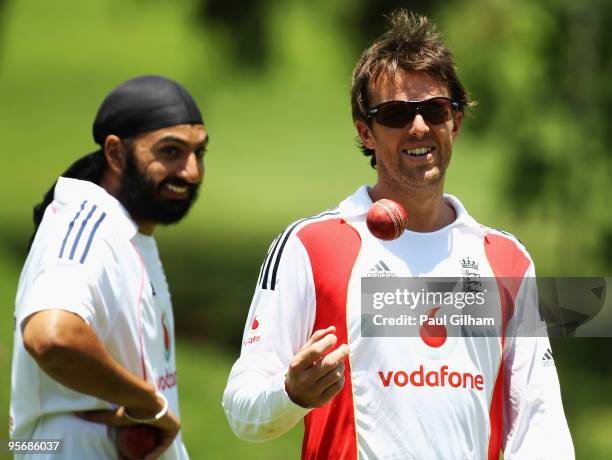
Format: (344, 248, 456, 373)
(420, 100, 453, 124)
(376, 102, 416, 128)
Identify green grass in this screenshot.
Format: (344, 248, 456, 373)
(0, 249, 19, 460)
(176, 341, 303, 459)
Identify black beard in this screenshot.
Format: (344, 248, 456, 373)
(118, 151, 200, 226)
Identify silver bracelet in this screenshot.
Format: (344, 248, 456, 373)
(124, 392, 168, 423)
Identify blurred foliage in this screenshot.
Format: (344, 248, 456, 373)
(436, 1, 612, 271)
(336, 0, 442, 48)
(196, 0, 271, 69)
(194, 0, 445, 69)
(193, 0, 612, 271)
(1, 0, 611, 457)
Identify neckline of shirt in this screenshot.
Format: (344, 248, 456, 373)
(339, 185, 480, 237)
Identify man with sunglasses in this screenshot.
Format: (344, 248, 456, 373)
(224, 10, 573, 459)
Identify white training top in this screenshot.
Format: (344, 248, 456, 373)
(223, 185, 574, 460)
(10, 177, 188, 460)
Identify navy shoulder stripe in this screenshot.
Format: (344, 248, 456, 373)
(58, 201, 107, 264)
(257, 234, 280, 287)
(69, 204, 98, 260)
(493, 228, 524, 247)
(260, 208, 340, 291)
(59, 200, 88, 258)
(80, 212, 107, 263)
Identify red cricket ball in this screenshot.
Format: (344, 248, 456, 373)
(366, 199, 408, 240)
(118, 424, 161, 459)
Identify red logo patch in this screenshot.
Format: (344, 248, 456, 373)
(419, 307, 447, 348)
(161, 312, 171, 361)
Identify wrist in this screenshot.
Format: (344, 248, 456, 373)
(127, 386, 159, 414)
(124, 387, 165, 420)
(124, 391, 168, 423)
(284, 377, 311, 409)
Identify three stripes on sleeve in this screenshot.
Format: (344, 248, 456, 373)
(257, 209, 340, 291)
(58, 200, 107, 264)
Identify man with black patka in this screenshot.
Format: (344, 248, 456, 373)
(10, 75, 208, 460)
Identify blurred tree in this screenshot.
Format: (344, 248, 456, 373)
(196, 0, 274, 70)
(501, 0, 612, 269)
(193, 0, 448, 71)
(335, 0, 445, 52)
(425, 0, 612, 271)
(192, 0, 611, 271)
(0, 0, 7, 60)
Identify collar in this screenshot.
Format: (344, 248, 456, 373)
(338, 185, 484, 236)
(54, 177, 139, 239)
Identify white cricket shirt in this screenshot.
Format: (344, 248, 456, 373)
(10, 177, 188, 460)
(223, 185, 574, 460)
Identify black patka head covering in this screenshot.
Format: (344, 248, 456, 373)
(92, 75, 204, 145)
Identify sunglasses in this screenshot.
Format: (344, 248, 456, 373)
(366, 97, 459, 128)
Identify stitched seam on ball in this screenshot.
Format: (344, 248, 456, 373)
(380, 200, 401, 239)
(390, 206, 402, 238)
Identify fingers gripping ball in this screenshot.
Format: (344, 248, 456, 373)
(118, 424, 161, 459)
(366, 199, 408, 240)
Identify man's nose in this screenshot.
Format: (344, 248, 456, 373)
(179, 152, 203, 183)
(406, 114, 430, 137)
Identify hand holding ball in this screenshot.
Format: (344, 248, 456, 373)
(117, 424, 161, 459)
(366, 199, 408, 240)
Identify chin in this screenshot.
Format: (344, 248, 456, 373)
(423, 171, 442, 183)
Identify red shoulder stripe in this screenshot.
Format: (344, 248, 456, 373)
(298, 218, 361, 460)
(484, 232, 530, 460)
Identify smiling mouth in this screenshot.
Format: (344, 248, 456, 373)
(401, 146, 435, 157)
(163, 183, 189, 194)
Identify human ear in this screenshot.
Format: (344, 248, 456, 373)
(451, 111, 463, 140)
(356, 120, 377, 150)
(103, 135, 126, 174)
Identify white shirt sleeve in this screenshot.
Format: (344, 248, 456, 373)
(222, 232, 316, 441)
(502, 263, 575, 459)
(17, 238, 117, 340)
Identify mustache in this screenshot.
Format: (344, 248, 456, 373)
(401, 136, 436, 145)
(158, 177, 201, 192)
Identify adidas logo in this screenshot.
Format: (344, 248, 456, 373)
(367, 260, 397, 277)
(542, 347, 555, 367)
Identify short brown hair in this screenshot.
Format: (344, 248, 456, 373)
(351, 10, 472, 166)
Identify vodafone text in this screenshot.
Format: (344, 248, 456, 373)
(243, 335, 261, 347)
(155, 368, 178, 391)
(378, 365, 484, 391)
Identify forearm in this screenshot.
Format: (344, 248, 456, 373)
(503, 338, 574, 459)
(23, 309, 160, 417)
(223, 367, 309, 442)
